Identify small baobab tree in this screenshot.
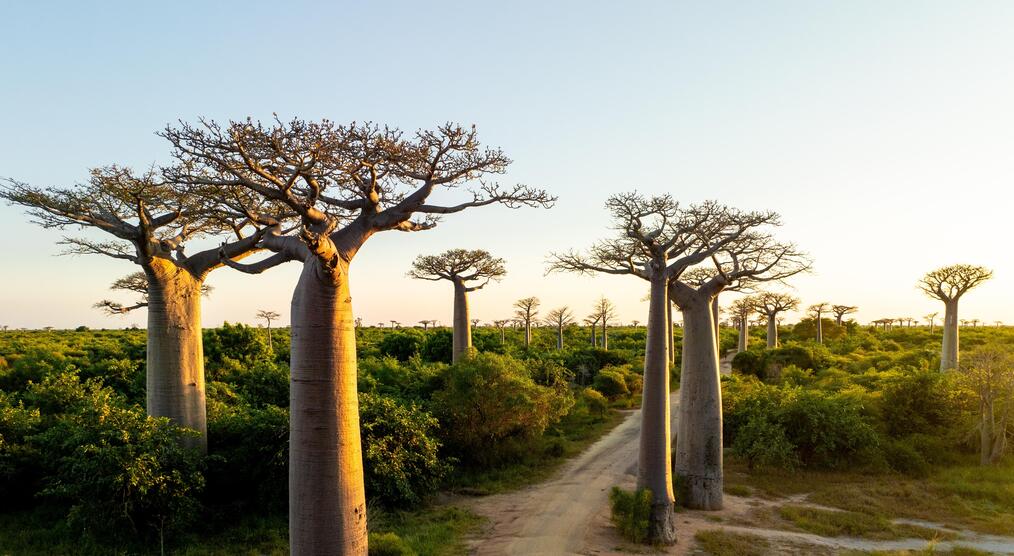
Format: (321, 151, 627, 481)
(256, 309, 281, 351)
(918, 264, 993, 370)
(752, 292, 800, 348)
(631, 319, 640, 327)
(492, 319, 510, 344)
(729, 297, 754, 353)
(808, 302, 829, 344)
(418, 319, 432, 330)
(831, 304, 858, 327)
(544, 306, 575, 350)
(2, 166, 279, 453)
(514, 296, 541, 348)
(409, 249, 506, 364)
(958, 347, 1014, 465)
(584, 314, 600, 347)
(593, 296, 617, 350)
(166, 119, 553, 555)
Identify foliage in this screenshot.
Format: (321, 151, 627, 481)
(608, 487, 652, 544)
(379, 330, 425, 362)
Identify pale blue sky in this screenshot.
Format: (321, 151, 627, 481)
(1, 1, 1012, 329)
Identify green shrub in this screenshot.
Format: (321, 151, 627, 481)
(582, 388, 609, 419)
(378, 331, 425, 362)
(368, 531, 417, 555)
(731, 350, 766, 379)
(421, 330, 453, 364)
(730, 413, 798, 470)
(205, 403, 289, 509)
(609, 487, 652, 543)
(593, 368, 629, 399)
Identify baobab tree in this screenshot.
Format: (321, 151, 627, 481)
(808, 302, 829, 344)
(550, 194, 804, 537)
(165, 118, 553, 555)
(492, 319, 510, 344)
(514, 296, 540, 348)
(593, 296, 617, 350)
(752, 292, 800, 348)
(918, 264, 994, 370)
(544, 306, 575, 350)
(408, 249, 506, 364)
(729, 297, 754, 353)
(584, 314, 601, 347)
(831, 304, 857, 327)
(631, 319, 640, 327)
(418, 319, 432, 330)
(958, 348, 1014, 465)
(1, 166, 279, 453)
(256, 309, 281, 351)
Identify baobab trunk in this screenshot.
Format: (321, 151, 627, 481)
(980, 402, 994, 466)
(601, 320, 608, 350)
(674, 297, 724, 510)
(667, 300, 675, 365)
(289, 260, 367, 555)
(525, 321, 532, 348)
(941, 300, 959, 370)
(144, 260, 207, 453)
(452, 281, 472, 364)
(637, 275, 677, 543)
(711, 295, 720, 354)
(556, 324, 564, 350)
(737, 319, 748, 353)
(816, 315, 823, 344)
(766, 315, 778, 348)
(589, 323, 596, 347)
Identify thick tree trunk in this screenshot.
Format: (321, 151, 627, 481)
(816, 312, 823, 344)
(711, 295, 720, 353)
(144, 261, 207, 453)
(602, 320, 608, 350)
(452, 281, 471, 364)
(766, 315, 778, 348)
(637, 274, 677, 544)
(737, 319, 747, 353)
(524, 320, 532, 348)
(667, 300, 675, 365)
(266, 323, 273, 352)
(675, 297, 724, 511)
(835, 315, 843, 327)
(289, 260, 367, 555)
(941, 299, 959, 371)
(590, 323, 596, 347)
(557, 324, 563, 350)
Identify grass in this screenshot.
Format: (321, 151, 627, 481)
(693, 529, 771, 556)
(777, 505, 953, 540)
(446, 408, 627, 494)
(724, 457, 1014, 536)
(369, 506, 484, 556)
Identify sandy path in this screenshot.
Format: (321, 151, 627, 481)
(464, 398, 677, 555)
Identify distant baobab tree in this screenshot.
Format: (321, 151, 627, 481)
(354, 317, 363, 328)
(957, 348, 1014, 465)
(418, 319, 432, 330)
(409, 248, 505, 363)
(924, 313, 938, 331)
(167, 118, 554, 554)
(631, 320, 640, 327)
(593, 296, 617, 350)
(729, 298, 754, 353)
(492, 319, 511, 343)
(831, 304, 858, 327)
(389, 320, 400, 329)
(544, 306, 575, 350)
(971, 319, 981, 328)
(470, 318, 480, 328)
(808, 303, 829, 344)
(918, 264, 993, 370)
(514, 297, 541, 348)
(752, 292, 800, 348)
(996, 321, 1004, 327)
(584, 314, 601, 347)
(2, 166, 280, 454)
(256, 310, 281, 351)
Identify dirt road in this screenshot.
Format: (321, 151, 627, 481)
(465, 397, 678, 555)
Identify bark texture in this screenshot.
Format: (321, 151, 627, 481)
(766, 315, 778, 348)
(452, 280, 472, 363)
(941, 300, 959, 371)
(637, 275, 677, 543)
(144, 259, 207, 453)
(737, 319, 748, 353)
(289, 260, 367, 555)
(674, 295, 724, 510)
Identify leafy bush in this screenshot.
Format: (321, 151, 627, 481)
(360, 393, 449, 506)
(582, 388, 609, 419)
(609, 487, 652, 543)
(731, 350, 766, 379)
(421, 330, 453, 364)
(368, 532, 417, 556)
(378, 331, 425, 362)
(205, 403, 288, 509)
(593, 368, 630, 399)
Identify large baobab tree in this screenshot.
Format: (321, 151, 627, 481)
(545, 306, 575, 350)
(256, 309, 281, 351)
(958, 348, 1014, 465)
(2, 166, 279, 453)
(808, 302, 829, 344)
(514, 296, 540, 348)
(164, 118, 553, 555)
(408, 248, 506, 363)
(918, 264, 993, 371)
(593, 296, 617, 350)
(729, 297, 754, 353)
(752, 292, 800, 348)
(831, 304, 858, 327)
(550, 194, 804, 537)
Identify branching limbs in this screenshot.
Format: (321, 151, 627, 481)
(408, 249, 506, 291)
(918, 264, 993, 302)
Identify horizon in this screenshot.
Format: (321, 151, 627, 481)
(2, 1, 1012, 329)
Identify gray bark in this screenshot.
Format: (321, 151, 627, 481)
(144, 261, 207, 453)
(525, 321, 532, 347)
(557, 324, 564, 350)
(452, 280, 472, 363)
(816, 312, 823, 344)
(667, 300, 675, 365)
(711, 295, 720, 352)
(289, 259, 367, 555)
(674, 295, 724, 510)
(637, 273, 677, 543)
(601, 319, 608, 350)
(737, 319, 748, 353)
(766, 314, 778, 348)
(941, 299, 959, 370)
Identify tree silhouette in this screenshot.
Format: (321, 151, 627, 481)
(544, 306, 575, 350)
(751, 292, 800, 348)
(918, 264, 993, 370)
(514, 297, 541, 348)
(256, 309, 281, 351)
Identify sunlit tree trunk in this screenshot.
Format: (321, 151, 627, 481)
(144, 259, 207, 453)
(766, 315, 778, 348)
(525, 320, 532, 348)
(941, 299, 959, 370)
(289, 259, 367, 555)
(452, 280, 472, 363)
(667, 300, 675, 365)
(637, 274, 677, 543)
(602, 319, 608, 350)
(737, 318, 748, 353)
(816, 314, 823, 344)
(711, 295, 720, 354)
(556, 323, 564, 350)
(674, 294, 724, 510)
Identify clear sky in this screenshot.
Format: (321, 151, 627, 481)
(1, 1, 1012, 330)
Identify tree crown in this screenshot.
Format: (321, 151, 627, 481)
(408, 248, 506, 292)
(918, 264, 993, 302)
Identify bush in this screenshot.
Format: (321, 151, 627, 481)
(205, 403, 289, 509)
(731, 350, 766, 379)
(730, 413, 798, 470)
(879, 368, 958, 438)
(378, 331, 425, 362)
(432, 353, 573, 463)
(609, 487, 652, 543)
(360, 393, 449, 506)
(582, 388, 609, 419)
(421, 330, 453, 364)
(593, 368, 630, 399)
(369, 532, 417, 555)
